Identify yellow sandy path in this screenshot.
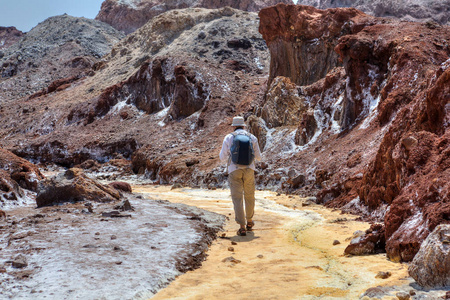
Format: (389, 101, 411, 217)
(132, 186, 409, 300)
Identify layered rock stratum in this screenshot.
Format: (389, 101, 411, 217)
(96, 0, 294, 34)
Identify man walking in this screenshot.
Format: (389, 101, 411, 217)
(219, 116, 262, 236)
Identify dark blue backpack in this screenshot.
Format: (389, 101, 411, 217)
(230, 132, 255, 165)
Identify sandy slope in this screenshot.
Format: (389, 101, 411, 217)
(133, 186, 412, 299)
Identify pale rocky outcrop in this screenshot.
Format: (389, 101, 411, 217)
(408, 224, 450, 288)
(0, 15, 124, 102)
(96, 0, 294, 34)
(261, 76, 306, 128)
(297, 0, 450, 26)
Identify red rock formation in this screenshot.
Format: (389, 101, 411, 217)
(0, 27, 23, 50)
(96, 0, 294, 34)
(0, 169, 25, 207)
(259, 4, 450, 262)
(0, 148, 44, 192)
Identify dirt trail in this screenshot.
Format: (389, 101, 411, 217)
(133, 186, 410, 300)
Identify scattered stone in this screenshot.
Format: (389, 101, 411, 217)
(396, 291, 410, 300)
(0, 210, 6, 219)
(101, 211, 131, 218)
(409, 290, 416, 296)
(345, 224, 386, 256)
(228, 247, 235, 252)
(305, 266, 324, 271)
(375, 271, 392, 279)
(231, 241, 237, 245)
(257, 254, 264, 259)
(171, 183, 183, 190)
(333, 240, 341, 245)
(12, 255, 28, 268)
(108, 182, 132, 193)
(113, 246, 123, 251)
(95, 232, 100, 236)
(222, 256, 241, 264)
(111, 235, 117, 240)
(82, 244, 99, 249)
(0, 266, 6, 273)
(401, 136, 418, 151)
(114, 199, 133, 211)
(361, 286, 390, 299)
(115, 261, 122, 265)
(302, 200, 314, 207)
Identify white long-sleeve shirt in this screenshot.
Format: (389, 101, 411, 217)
(219, 129, 262, 174)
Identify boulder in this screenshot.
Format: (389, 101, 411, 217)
(108, 181, 132, 193)
(36, 168, 121, 207)
(344, 223, 385, 256)
(408, 224, 450, 288)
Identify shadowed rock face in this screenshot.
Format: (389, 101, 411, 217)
(259, 4, 373, 87)
(96, 0, 294, 34)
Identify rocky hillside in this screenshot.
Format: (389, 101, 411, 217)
(0, 7, 269, 172)
(96, 0, 294, 34)
(0, 27, 23, 50)
(0, 14, 124, 101)
(297, 0, 450, 26)
(0, 3, 449, 266)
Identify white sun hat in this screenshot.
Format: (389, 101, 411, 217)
(231, 116, 246, 127)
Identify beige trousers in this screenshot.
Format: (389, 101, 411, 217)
(229, 168, 255, 226)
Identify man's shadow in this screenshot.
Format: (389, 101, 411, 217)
(229, 231, 260, 243)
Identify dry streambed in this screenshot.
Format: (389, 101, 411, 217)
(2, 185, 443, 299)
(133, 186, 418, 300)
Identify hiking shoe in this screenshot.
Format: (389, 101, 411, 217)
(237, 228, 246, 236)
(246, 221, 254, 231)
